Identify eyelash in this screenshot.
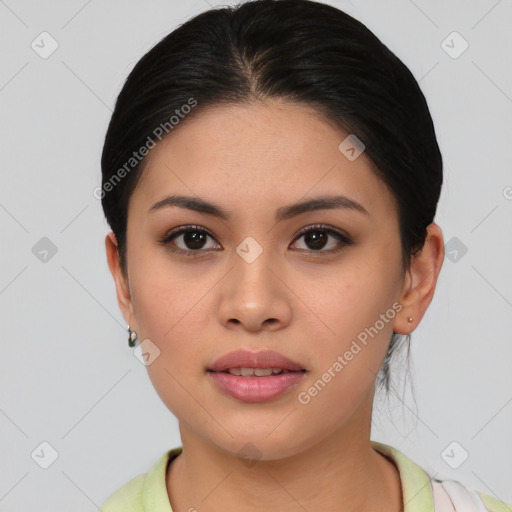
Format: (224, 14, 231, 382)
(158, 224, 352, 258)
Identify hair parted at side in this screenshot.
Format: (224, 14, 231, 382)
(101, 0, 443, 395)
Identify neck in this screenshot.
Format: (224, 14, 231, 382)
(166, 396, 403, 512)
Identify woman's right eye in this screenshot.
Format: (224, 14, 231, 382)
(158, 225, 221, 256)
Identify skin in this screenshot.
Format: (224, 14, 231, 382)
(106, 100, 444, 512)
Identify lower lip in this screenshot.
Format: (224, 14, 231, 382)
(207, 370, 306, 402)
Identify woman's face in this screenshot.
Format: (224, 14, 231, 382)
(108, 100, 417, 460)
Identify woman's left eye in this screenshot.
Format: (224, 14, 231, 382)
(158, 224, 352, 256)
(291, 224, 352, 254)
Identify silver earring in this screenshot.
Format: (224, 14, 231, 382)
(128, 325, 138, 347)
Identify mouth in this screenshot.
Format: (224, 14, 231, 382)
(212, 367, 307, 377)
(207, 367, 307, 402)
(207, 348, 306, 374)
(206, 349, 307, 402)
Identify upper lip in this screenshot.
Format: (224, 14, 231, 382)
(207, 349, 306, 372)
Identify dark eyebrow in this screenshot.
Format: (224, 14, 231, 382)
(276, 195, 369, 221)
(148, 194, 369, 221)
(148, 195, 233, 219)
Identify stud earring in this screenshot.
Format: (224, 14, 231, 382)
(407, 317, 413, 324)
(128, 325, 138, 347)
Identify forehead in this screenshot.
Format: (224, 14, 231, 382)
(131, 100, 397, 219)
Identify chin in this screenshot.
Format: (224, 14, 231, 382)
(209, 429, 316, 463)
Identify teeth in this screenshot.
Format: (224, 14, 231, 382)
(226, 367, 285, 376)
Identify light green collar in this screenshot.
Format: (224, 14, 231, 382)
(371, 440, 434, 512)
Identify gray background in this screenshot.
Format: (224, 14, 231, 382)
(1, 0, 511, 510)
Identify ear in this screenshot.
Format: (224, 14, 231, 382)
(393, 223, 445, 334)
(105, 231, 135, 329)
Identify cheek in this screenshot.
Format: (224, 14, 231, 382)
(316, 262, 399, 341)
(126, 263, 213, 408)
(128, 247, 215, 341)
(306, 257, 401, 388)
(133, 274, 211, 418)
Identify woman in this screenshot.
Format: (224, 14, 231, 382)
(98, 1, 511, 510)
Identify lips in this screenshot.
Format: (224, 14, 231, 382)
(207, 349, 307, 402)
(207, 349, 306, 373)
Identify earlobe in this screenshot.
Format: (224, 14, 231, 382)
(393, 223, 445, 335)
(105, 231, 134, 326)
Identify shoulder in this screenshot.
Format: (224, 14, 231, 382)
(433, 477, 512, 512)
(97, 447, 182, 512)
(371, 441, 511, 512)
(476, 489, 512, 512)
(98, 473, 147, 512)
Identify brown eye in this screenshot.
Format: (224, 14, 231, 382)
(159, 225, 220, 255)
(291, 224, 352, 253)
(178, 230, 208, 250)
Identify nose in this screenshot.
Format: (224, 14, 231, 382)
(217, 242, 292, 333)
